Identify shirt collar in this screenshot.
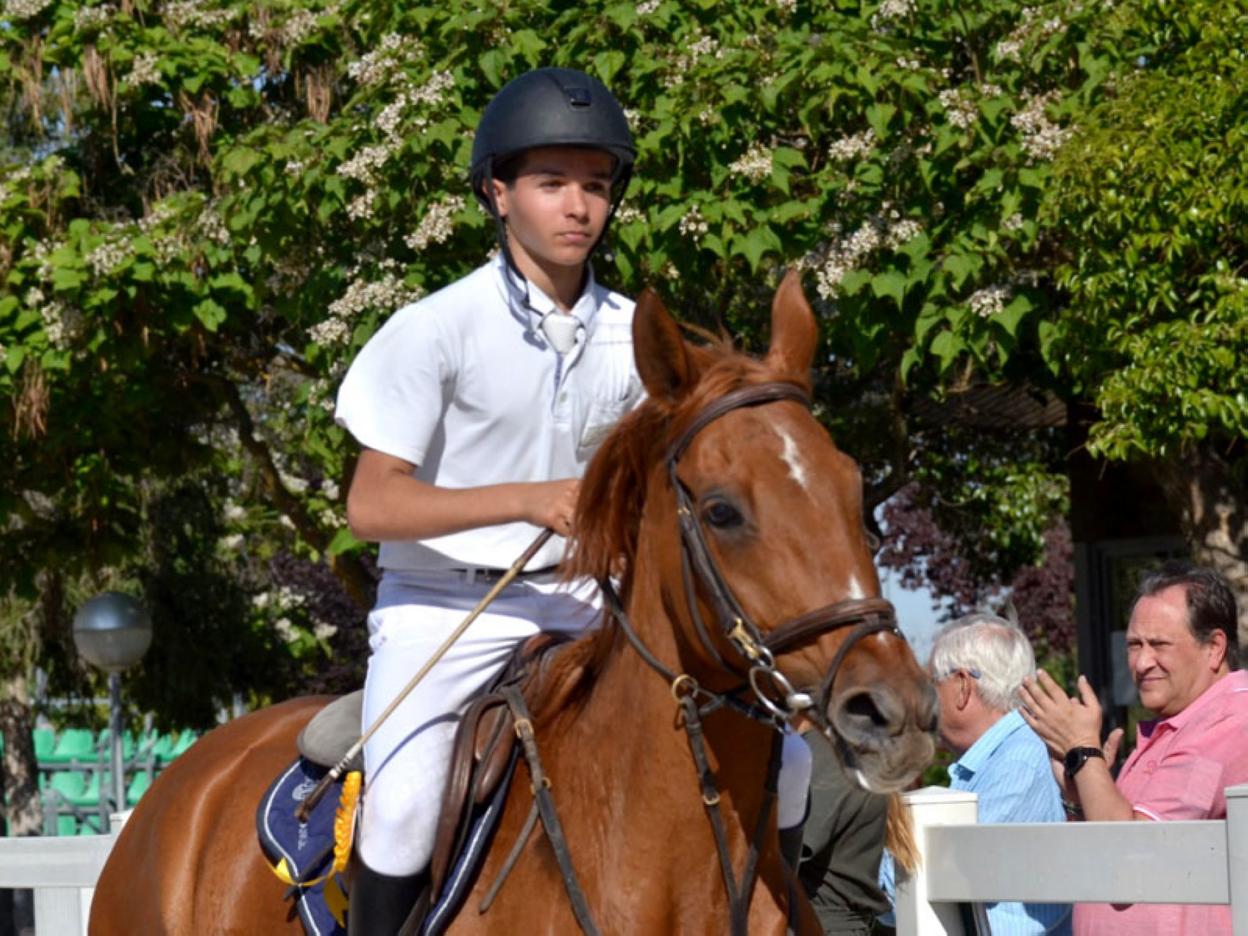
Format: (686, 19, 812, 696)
(1141, 668, 1248, 738)
(491, 252, 602, 340)
(951, 708, 1027, 779)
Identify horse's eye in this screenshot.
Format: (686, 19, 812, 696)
(702, 499, 743, 529)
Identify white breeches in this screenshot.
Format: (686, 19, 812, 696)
(357, 572, 814, 877)
(357, 571, 600, 876)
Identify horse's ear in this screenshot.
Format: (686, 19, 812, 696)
(765, 268, 818, 381)
(633, 287, 695, 402)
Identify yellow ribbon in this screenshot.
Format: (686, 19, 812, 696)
(268, 770, 363, 890)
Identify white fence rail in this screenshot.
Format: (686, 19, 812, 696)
(4, 788, 1247, 933)
(896, 782, 1248, 935)
(0, 814, 124, 935)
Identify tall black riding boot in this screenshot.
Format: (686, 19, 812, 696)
(347, 859, 430, 936)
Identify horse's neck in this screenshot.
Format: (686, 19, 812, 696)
(570, 569, 780, 846)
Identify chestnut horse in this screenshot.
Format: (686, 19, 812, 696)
(91, 271, 936, 935)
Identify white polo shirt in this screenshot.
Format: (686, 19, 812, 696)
(335, 254, 641, 573)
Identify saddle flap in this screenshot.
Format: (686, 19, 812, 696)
(297, 691, 364, 773)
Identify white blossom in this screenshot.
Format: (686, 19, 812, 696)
(1012, 92, 1070, 161)
(314, 622, 338, 641)
(827, 128, 876, 163)
(74, 3, 115, 31)
(410, 70, 454, 107)
(124, 52, 161, 88)
(163, 0, 236, 31)
(615, 204, 644, 224)
(1003, 212, 1025, 232)
(328, 272, 423, 321)
(348, 34, 413, 87)
(774, 0, 796, 13)
(280, 8, 319, 45)
(197, 207, 231, 245)
(346, 189, 378, 222)
(404, 195, 465, 252)
(636, 0, 660, 14)
(728, 144, 773, 183)
(678, 205, 709, 242)
(938, 88, 978, 130)
(336, 144, 394, 184)
(969, 285, 1011, 318)
(3, 0, 54, 19)
(871, 0, 913, 30)
(996, 37, 1024, 61)
(86, 239, 131, 276)
(285, 159, 305, 176)
(218, 533, 245, 551)
(309, 316, 352, 346)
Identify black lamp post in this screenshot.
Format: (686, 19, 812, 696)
(72, 592, 152, 816)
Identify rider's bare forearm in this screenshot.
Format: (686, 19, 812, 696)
(346, 449, 576, 542)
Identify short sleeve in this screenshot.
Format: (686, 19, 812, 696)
(334, 303, 455, 466)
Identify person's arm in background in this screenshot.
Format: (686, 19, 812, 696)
(1019, 671, 1132, 821)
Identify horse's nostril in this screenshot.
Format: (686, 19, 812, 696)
(844, 691, 889, 730)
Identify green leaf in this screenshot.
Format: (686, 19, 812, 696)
(223, 147, 261, 178)
(994, 294, 1033, 337)
(871, 271, 907, 309)
(930, 330, 965, 370)
(193, 299, 228, 332)
(326, 527, 363, 557)
(734, 225, 781, 271)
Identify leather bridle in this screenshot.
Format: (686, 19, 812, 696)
(603, 380, 904, 724)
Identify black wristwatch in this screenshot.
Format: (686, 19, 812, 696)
(1063, 746, 1105, 780)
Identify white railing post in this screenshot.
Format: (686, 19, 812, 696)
(1228, 783, 1248, 936)
(895, 787, 979, 936)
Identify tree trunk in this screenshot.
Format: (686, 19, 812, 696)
(0, 677, 43, 838)
(1153, 446, 1248, 653)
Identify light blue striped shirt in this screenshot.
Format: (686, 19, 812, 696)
(949, 709, 1072, 935)
(878, 710, 1072, 935)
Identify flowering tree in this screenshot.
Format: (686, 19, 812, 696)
(1043, 0, 1248, 629)
(3, 0, 1240, 823)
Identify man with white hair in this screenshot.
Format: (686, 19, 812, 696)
(927, 612, 1072, 935)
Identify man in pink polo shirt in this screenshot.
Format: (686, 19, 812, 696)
(1019, 562, 1248, 935)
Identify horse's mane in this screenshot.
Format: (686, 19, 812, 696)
(529, 333, 809, 721)
(566, 337, 804, 585)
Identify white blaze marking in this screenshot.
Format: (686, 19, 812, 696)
(775, 427, 809, 492)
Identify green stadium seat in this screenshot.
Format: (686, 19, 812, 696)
(56, 814, 80, 836)
(43, 728, 98, 765)
(33, 728, 56, 761)
(170, 730, 198, 757)
(97, 729, 138, 763)
(126, 771, 152, 806)
(48, 769, 101, 807)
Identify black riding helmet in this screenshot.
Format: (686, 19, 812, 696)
(470, 68, 636, 269)
(470, 67, 636, 209)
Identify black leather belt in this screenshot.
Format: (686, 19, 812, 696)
(451, 566, 558, 585)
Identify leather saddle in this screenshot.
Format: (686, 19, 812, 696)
(296, 633, 571, 901)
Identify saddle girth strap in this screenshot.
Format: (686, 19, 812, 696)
(500, 685, 600, 936)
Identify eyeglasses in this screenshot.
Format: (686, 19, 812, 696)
(934, 667, 981, 681)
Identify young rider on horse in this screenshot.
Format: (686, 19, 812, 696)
(334, 67, 643, 934)
(336, 67, 814, 934)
